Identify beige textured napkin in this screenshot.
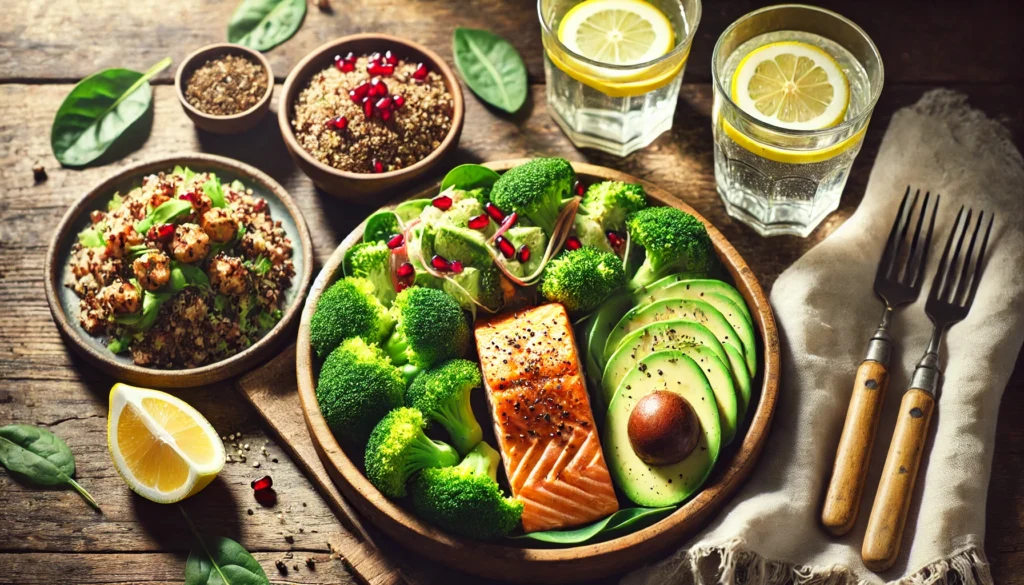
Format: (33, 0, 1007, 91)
(624, 89, 1024, 584)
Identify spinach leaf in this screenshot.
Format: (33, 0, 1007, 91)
(452, 28, 528, 114)
(202, 175, 227, 209)
(108, 332, 134, 354)
(510, 506, 674, 544)
(363, 211, 401, 243)
(79, 228, 106, 248)
(171, 262, 212, 292)
(182, 507, 269, 585)
(393, 199, 431, 223)
(248, 256, 272, 276)
(440, 164, 501, 192)
(51, 58, 171, 167)
(0, 425, 100, 510)
(228, 0, 306, 52)
(136, 199, 193, 235)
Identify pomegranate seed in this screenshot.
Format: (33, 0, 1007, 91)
(384, 50, 398, 65)
(178, 191, 198, 205)
(326, 116, 347, 130)
(350, 82, 370, 102)
(431, 254, 451, 271)
(363, 97, 374, 119)
(376, 96, 393, 111)
(369, 78, 388, 97)
(386, 233, 405, 249)
(369, 52, 381, 62)
(396, 262, 415, 278)
(412, 63, 429, 81)
(367, 63, 395, 76)
(254, 487, 277, 506)
(495, 236, 515, 259)
(432, 195, 453, 210)
(253, 199, 267, 213)
(484, 202, 505, 222)
(606, 230, 625, 248)
(153, 223, 175, 242)
(467, 214, 490, 230)
(380, 108, 392, 121)
(575, 181, 584, 196)
(517, 245, 531, 263)
(372, 159, 384, 173)
(396, 281, 410, 292)
(450, 260, 464, 274)
(392, 94, 406, 109)
(251, 476, 273, 491)
(335, 55, 355, 72)
(344, 51, 356, 63)
(566, 236, 582, 250)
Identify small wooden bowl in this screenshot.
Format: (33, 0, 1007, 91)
(295, 161, 781, 582)
(278, 34, 465, 203)
(175, 43, 274, 134)
(45, 154, 313, 389)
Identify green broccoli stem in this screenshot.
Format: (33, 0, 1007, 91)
(528, 198, 564, 235)
(627, 261, 661, 292)
(432, 392, 483, 456)
(403, 432, 459, 481)
(384, 329, 411, 365)
(459, 441, 500, 482)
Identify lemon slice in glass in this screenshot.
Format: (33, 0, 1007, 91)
(731, 41, 849, 131)
(107, 383, 224, 504)
(558, 0, 675, 68)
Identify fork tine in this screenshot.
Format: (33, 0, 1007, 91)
(888, 189, 920, 279)
(952, 211, 984, 306)
(929, 205, 964, 304)
(903, 191, 930, 285)
(879, 187, 911, 279)
(964, 213, 994, 308)
(939, 208, 972, 303)
(909, 193, 939, 289)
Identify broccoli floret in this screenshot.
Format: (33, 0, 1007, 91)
(364, 407, 459, 498)
(410, 442, 523, 540)
(345, 241, 396, 306)
(384, 286, 471, 381)
(490, 158, 576, 234)
(626, 207, 715, 291)
(579, 181, 648, 232)
(540, 246, 626, 315)
(316, 338, 405, 449)
(310, 277, 394, 358)
(406, 359, 483, 455)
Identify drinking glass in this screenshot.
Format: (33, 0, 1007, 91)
(539, 0, 701, 156)
(712, 5, 883, 237)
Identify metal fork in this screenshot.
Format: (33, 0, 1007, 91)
(862, 206, 994, 572)
(821, 187, 940, 536)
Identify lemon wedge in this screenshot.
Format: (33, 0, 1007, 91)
(731, 41, 849, 131)
(107, 383, 224, 503)
(558, 0, 675, 67)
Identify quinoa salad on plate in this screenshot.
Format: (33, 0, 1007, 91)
(67, 166, 296, 368)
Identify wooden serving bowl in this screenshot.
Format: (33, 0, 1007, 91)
(175, 43, 274, 135)
(278, 34, 465, 203)
(45, 154, 314, 389)
(295, 161, 780, 582)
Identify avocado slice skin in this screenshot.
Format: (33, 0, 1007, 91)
(586, 292, 634, 372)
(602, 320, 738, 445)
(604, 350, 721, 507)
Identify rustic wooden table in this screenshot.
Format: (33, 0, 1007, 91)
(1, 1, 1021, 583)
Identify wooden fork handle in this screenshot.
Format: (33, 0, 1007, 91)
(821, 359, 889, 536)
(862, 388, 936, 572)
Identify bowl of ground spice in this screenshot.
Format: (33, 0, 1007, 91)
(280, 34, 464, 202)
(176, 43, 273, 134)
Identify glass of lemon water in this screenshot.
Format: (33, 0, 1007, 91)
(539, 0, 701, 156)
(712, 5, 883, 237)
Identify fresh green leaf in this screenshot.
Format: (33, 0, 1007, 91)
(108, 193, 124, 211)
(256, 308, 281, 331)
(202, 175, 227, 208)
(181, 507, 269, 585)
(393, 199, 432, 223)
(51, 58, 171, 167)
(440, 164, 501, 192)
(78, 228, 106, 248)
(228, 0, 307, 52)
(108, 332, 133, 354)
(510, 506, 674, 544)
(452, 28, 528, 114)
(363, 211, 401, 243)
(116, 290, 172, 331)
(171, 262, 212, 291)
(136, 199, 193, 235)
(249, 256, 272, 276)
(0, 425, 100, 510)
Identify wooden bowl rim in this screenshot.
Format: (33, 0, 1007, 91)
(277, 33, 465, 182)
(44, 153, 314, 387)
(175, 43, 274, 122)
(295, 160, 780, 577)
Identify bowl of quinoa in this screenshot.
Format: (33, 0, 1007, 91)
(45, 154, 313, 388)
(280, 34, 465, 202)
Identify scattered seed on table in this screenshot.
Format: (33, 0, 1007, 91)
(272, 458, 278, 463)
(253, 461, 261, 468)
(247, 508, 253, 515)
(284, 534, 294, 544)
(275, 560, 288, 575)
(32, 164, 47, 183)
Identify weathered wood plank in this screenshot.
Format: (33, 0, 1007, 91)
(2, 0, 1022, 85)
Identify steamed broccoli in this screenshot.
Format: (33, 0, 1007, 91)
(406, 359, 483, 455)
(410, 441, 523, 540)
(345, 241, 396, 306)
(316, 338, 405, 449)
(574, 181, 649, 252)
(384, 286, 471, 381)
(625, 207, 715, 291)
(490, 158, 576, 233)
(364, 407, 459, 498)
(310, 277, 394, 358)
(541, 246, 626, 315)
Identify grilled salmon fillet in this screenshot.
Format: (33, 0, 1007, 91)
(474, 303, 619, 532)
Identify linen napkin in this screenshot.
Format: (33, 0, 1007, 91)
(624, 89, 1024, 585)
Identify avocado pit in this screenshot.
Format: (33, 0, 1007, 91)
(627, 390, 700, 466)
